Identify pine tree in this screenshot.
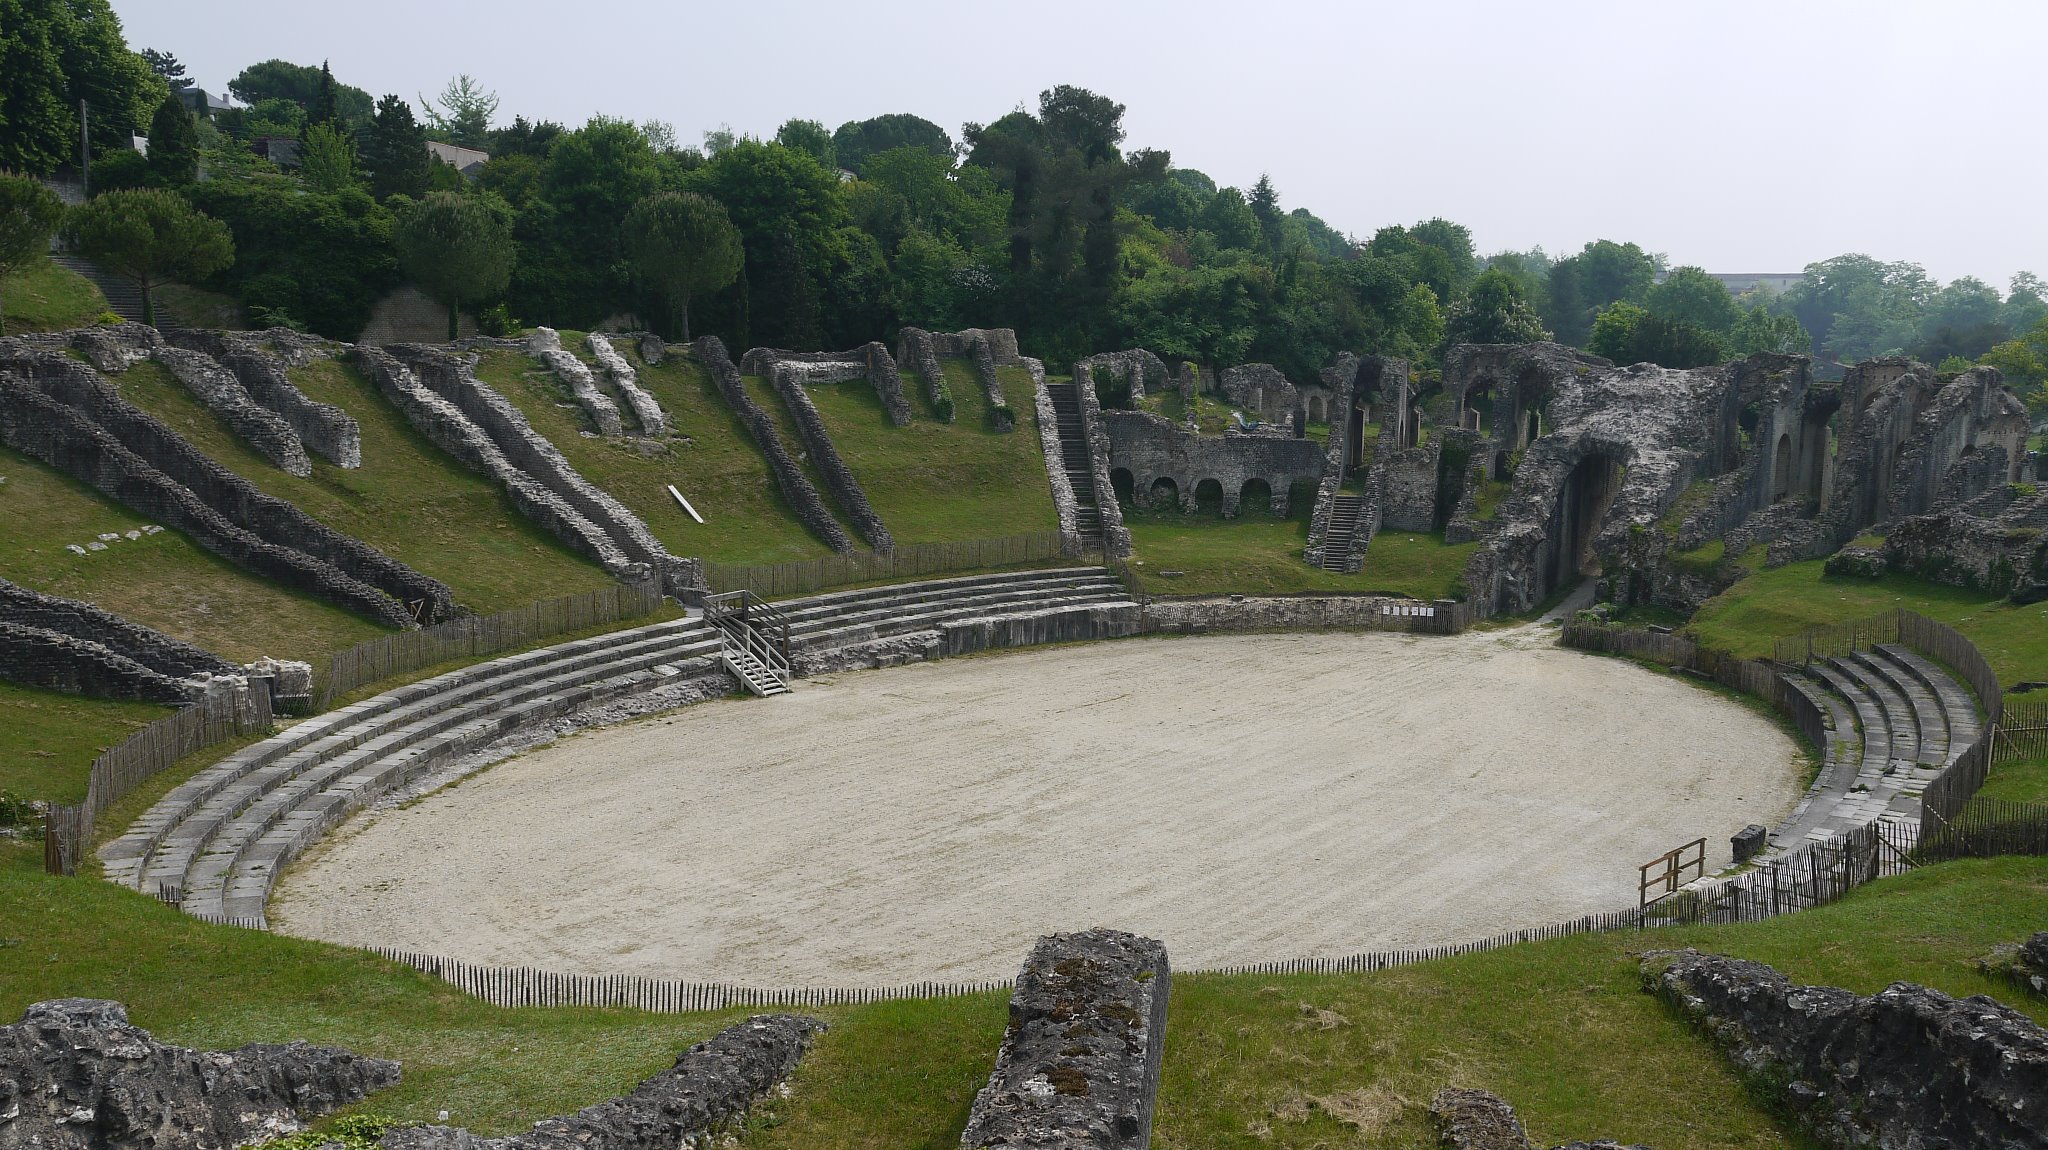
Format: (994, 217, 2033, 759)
(147, 93, 199, 186)
(362, 94, 430, 201)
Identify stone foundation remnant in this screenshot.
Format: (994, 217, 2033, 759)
(381, 1015, 823, 1150)
(1646, 948, 2048, 1148)
(1428, 1088, 1646, 1150)
(960, 929, 1170, 1150)
(527, 326, 624, 436)
(0, 998, 399, 1150)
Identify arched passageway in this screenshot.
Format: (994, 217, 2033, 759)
(1238, 478, 1273, 517)
(1148, 477, 1180, 510)
(1541, 453, 1625, 596)
(1193, 478, 1224, 513)
(1110, 467, 1135, 506)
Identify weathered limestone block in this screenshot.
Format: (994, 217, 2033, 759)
(586, 332, 668, 434)
(1140, 595, 1406, 634)
(1217, 362, 1298, 425)
(1823, 545, 1889, 579)
(163, 331, 362, 468)
(70, 323, 163, 373)
(1428, 1088, 1652, 1150)
(380, 1015, 821, 1150)
(1646, 948, 2048, 1148)
(960, 930, 1169, 1150)
(0, 998, 398, 1150)
(528, 327, 624, 436)
(152, 346, 313, 476)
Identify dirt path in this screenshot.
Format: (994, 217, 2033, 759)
(271, 627, 1803, 985)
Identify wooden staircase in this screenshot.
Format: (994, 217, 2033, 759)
(1319, 494, 1364, 571)
(1045, 382, 1103, 547)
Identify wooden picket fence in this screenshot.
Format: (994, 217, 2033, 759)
(44, 687, 273, 875)
(2001, 696, 2048, 759)
(703, 531, 1075, 598)
(316, 578, 663, 709)
(1559, 620, 1827, 752)
(1918, 797, 2048, 860)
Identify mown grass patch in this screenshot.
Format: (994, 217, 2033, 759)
(1978, 753, 2048, 804)
(9, 840, 2041, 1149)
(1, 258, 106, 333)
(1124, 503, 1474, 601)
(805, 362, 1056, 545)
(0, 682, 170, 804)
(476, 345, 830, 566)
(0, 444, 384, 663)
(105, 357, 613, 615)
(1687, 558, 2048, 685)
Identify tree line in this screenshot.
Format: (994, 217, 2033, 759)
(1, 3, 2041, 416)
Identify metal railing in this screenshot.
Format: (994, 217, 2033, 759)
(704, 589, 793, 688)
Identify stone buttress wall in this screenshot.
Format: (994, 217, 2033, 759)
(384, 345, 699, 592)
(0, 578, 235, 678)
(739, 344, 911, 426)
(0, 621, 202, 703)
(767, 362, 893, 551)
(150, 346, 313, 477)
(894, 326, 954, 422)
(695, 336, 854, 553)
(585, 333, 668, 434)
(527, 327, 625, 436)
(966, 333, 1014, 431)
(1028, 358, 1088, 554)
(0, 371, 421, 629)
(163, 331, 362, 468)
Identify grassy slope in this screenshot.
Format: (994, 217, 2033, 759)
(1687, 558, 2048, 687)
(0, 682, 169, 803)
(1, 258, 107, 333)
(4, 841, 2044, 1148)
(804, 361, 1056, 545)
(737, 373, 862, 544)
(0, 443, 383, 662)
(1126, 501, 1477, 601)
(105, 358, 611, 615)
(473, 344, 831, 566)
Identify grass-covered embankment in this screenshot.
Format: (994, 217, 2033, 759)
(12, 837, 2043, 1147)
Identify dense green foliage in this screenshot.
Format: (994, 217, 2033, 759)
(227, 59, 371, 130)
(394, 190, 515, 339)
(0, 0, 166, 174)
(145, 92, 197, 187)
(62, 187, 233, 325)
(0, 172, 66, 336)
(185, 178, 396, 334)
(362, 95, 430, 202)
(619, 192, 742, 342)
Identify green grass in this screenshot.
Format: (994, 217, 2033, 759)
(473, 344, 831, 566)
(103, 358, 613, 616)
(804, 362, 1056, 545)
(0, 257, 107, 334)
(1687, 558, 2048, 687)
(1124, 502, 1475, 601)
(1979, 754, 2048, 803)
(0, 444, 385, 663)
(738, 372, 861, 542)
(7, 838, 2046, 1149)
(0, 682, 170, 804)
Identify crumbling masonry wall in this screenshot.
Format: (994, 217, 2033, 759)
(1102, 408, 1322, 516)
(696, 336, 854, 553)
(163, 329, 363, 468)
(767, 361, 894, 550)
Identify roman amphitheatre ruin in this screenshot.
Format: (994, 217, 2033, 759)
(5, 316, 2044, 1147)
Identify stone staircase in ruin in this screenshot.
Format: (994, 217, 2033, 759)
(106, 567, 1140, 926)
(1770, 643, 1980, 854)
(1318, 494, 1365, 572)
(1044, 382, 1104, 548)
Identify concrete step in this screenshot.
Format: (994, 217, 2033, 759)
(796, 587, 1131, 653)
(1849, 649, 1948, 765)
(1827, 655, 1920, 766)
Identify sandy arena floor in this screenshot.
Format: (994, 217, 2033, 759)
(271, 627, 1803, 985)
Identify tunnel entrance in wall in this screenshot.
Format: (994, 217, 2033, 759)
(1194, 478, 1224, 514)
(1111, 467, 1135, 507)
(1148, 477, 1180, 510)
(1239, 478, 1273, 517)
(1542, 452, 1626, 596)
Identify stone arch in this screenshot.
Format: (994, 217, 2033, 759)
(1110, 467, 1135, 506)
(1772, 433, 1793, 502)
(1307, 394, 1327, 424)
(1193, 478, 1225, 514)
(1542, 451, 1626, 596)
(1149, 476, 1180, 509)
(1239, 477, 1274, 517)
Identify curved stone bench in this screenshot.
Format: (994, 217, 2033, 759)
(1849, 648, 1948, 765)
(1829, 654, 1921, 766)
(786, 575, 1125, 647)
(1877, 644, 1981, 753)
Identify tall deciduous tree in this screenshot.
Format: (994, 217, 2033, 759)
(1442, 267, 1550, 349)
(0, 173, 67, 336)
(62, 187, 234, 326)
(362, 94, 430, 201)
(773, 119, 836, 170)
(0, 0, 166, 174)
(393, 189, 513, 339)
(299, 122, 360, 194)
(831, 113, 952, 175)
(1644, 266, 1738, 334)
(141, 48, 191, 90)
(227, 59, 372, 128)
(621, 191, 742, 341)
(146, 92, 198, 186)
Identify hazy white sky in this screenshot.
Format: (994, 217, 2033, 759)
(110, 0, 2044, 288)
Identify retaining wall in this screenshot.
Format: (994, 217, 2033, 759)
(1028, 358, 1089, 555)
(768, 362, 893, 550)
(1069, 359, 1133, 557)
(0, 578, 235, 679)
(894, 326, 953, 422)
(527, 327, 624, 436)
(165, 331, 362, 468)
(0, 621, 201, 703)
(696, 336, 853, 552)
(585, 333, 668, 434)
(966, 333, 1014, 430)
(151, 346, 312, 476)
(0, 370, 422, 629)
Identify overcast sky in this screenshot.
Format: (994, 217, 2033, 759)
(110, 0, 2044, 289)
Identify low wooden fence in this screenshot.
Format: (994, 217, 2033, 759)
(703, 531, 1074, 598)
(1560, 620, 1826, 752)
(1647, 819, 1914, 925)
(316, 578, 663, 709)
(2000, 696, 2048, 759)
(44, 687, 273, 875)
(1918, 797, 2048, 860)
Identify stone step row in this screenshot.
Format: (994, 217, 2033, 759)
(778, 571, 1114, 638)
(104, 615, 714, 891)
(795, 585, 1131, 655)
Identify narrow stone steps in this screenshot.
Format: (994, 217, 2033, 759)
(1876, 644, 1981, 752)
(782, 575, 1118, 639)
(794, 586, 1130, 653)
(774, 567, 1111, 620)
(1848, 648, 1948, 765)
(1827, 655, 1921, 766)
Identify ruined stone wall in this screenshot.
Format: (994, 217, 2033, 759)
(895, 326, 953, 422)
(527, 327, 624, 436)
(163, 330, 363, 469)
(0, 579, 234, 679)
(0, 371, 421, 629)
(0, 621, 202, 703)
(1883, 506, 2048, 601)
(740, 343, 913, 427)
(768, 362, 893, 550)
(1376, 436, 1444, 532)
(1028, 358, 1089, 554)
(928, 327, 1020, 363)
(1081, 348, 1169, 404)
(151, 346, 314, 476)
(351, 347, 646, 583)
(388, 345, 701, 590)
(1217, 362, 1299, 425)
(1301, 354, 1359, 570)
(696, 336, 854, 552)
(1069, 360, 1133, 557)
(585, 333, 668, 434)
(1102, 408, 1322, 516)
(966, 332, 1014, 430)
